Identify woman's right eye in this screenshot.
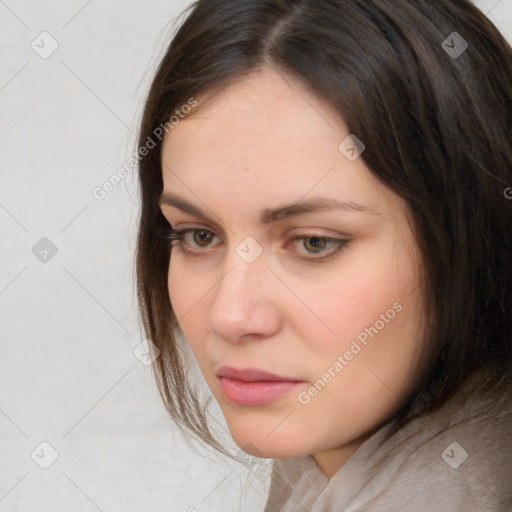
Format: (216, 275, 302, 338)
(166, 228, 221, 252)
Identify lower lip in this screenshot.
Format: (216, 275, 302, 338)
(218, 377, 302, 405)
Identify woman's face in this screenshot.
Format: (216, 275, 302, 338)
(160, 67, 426, 477)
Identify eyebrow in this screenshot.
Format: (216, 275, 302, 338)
(159, 193, 380, 224)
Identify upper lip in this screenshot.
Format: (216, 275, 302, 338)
(216, 365, 302, 382)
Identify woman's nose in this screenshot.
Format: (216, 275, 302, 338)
(206, 247, 282, 344)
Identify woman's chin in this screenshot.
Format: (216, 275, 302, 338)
(229, 427, 311, 460)
(235, 441, 305, 460)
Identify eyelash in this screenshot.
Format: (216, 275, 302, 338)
(164, 226, 349, 262)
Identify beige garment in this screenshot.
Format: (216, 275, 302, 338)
(263, 366, 512, 512)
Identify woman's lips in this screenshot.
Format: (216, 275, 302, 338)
(216, 366, 304, 405)
(218, 377, 302, 405)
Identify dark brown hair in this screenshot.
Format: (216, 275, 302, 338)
(136, 0, 512, 458)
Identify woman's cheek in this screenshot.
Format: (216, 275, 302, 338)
(168, 263, 196, 325)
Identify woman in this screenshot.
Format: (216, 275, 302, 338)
(135, 0, 512, 510)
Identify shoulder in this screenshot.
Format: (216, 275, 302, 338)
(372, 366, 512, 511)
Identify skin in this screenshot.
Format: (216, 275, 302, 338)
(160, 66, 426, 479)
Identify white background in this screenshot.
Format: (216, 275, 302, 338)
(1, 1, 511, 511)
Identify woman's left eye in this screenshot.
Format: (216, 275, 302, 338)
(289, 235, 348, 260)
(166, 228, 348, 261)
